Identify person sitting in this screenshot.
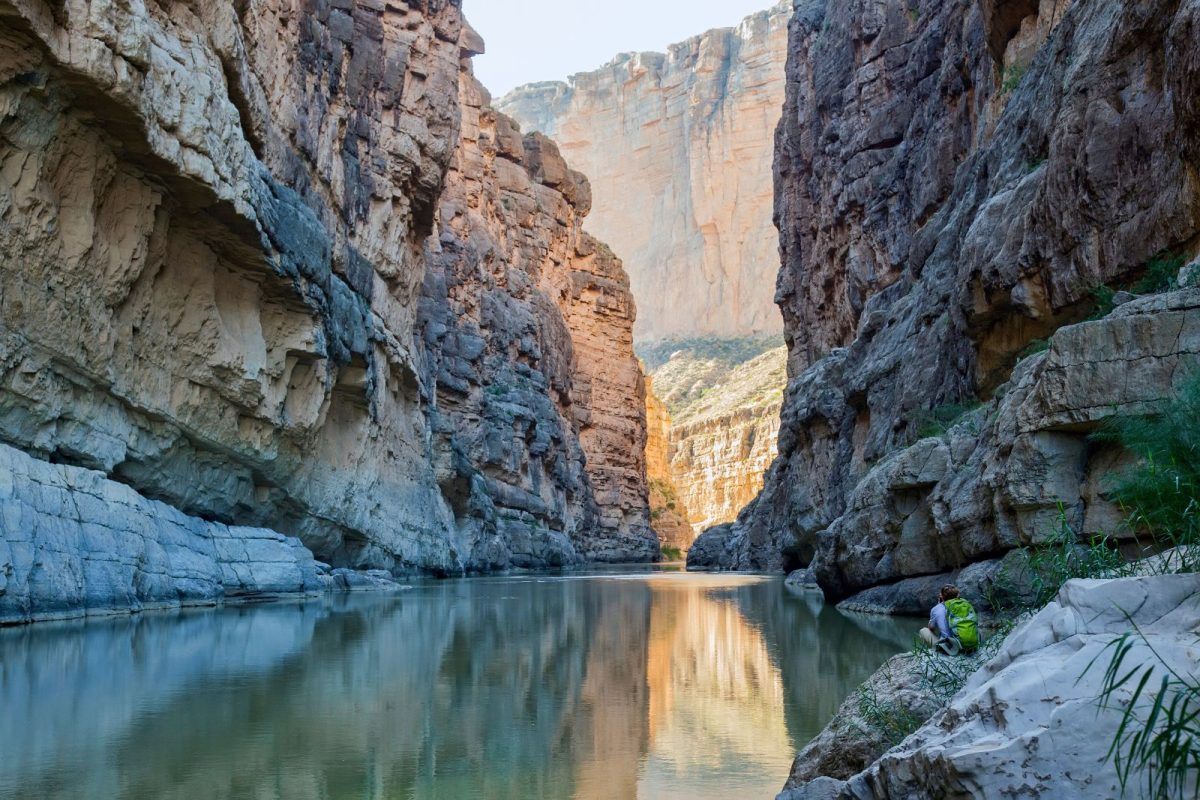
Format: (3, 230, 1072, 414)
(919, 584, 978, 655)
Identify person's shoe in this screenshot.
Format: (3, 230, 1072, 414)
(936, 637, 962, 656)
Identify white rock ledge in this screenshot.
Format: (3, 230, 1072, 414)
(0, 442, 400, 625)
(783, 574, 1200, 799)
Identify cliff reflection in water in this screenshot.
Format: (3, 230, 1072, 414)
(0, 573, 909, 800)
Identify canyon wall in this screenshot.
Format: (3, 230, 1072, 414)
(644, 376, 692, 551)
(691, 0, 1200, 603)
(667, 345, 784, 536)
(0, 0, 655, 619)
(419, 68, 656, 568)
(496, 1, 790, 343)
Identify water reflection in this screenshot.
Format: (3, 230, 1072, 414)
(0, 573, 909, 799)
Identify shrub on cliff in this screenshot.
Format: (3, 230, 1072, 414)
(986, 504, 1129, 614)
(1096, 373, 1200, 574)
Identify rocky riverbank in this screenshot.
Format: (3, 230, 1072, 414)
(0, 441, 412, 625)
(778, 573, 1200, 799)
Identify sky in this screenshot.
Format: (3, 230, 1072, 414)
(464, 0, 776, 98)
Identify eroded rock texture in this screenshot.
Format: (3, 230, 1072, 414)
(644, 377, 692, 551)
(780, 575, 1200, 799)
(0, 441, 327, 624)
(668, 346, 785, 537)
(496, 2, 790, 343)
(0, 0, 466, 576)
(0, 0, 655, 612)
(418, 69, 656, 567)
(694, 0, 1200, 593)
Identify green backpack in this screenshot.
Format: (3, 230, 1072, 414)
(944, 598, 979, 652)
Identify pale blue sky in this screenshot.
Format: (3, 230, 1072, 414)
(465, 0, 776, 97)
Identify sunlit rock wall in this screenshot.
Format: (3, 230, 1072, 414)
(668, 346, 784, 536)
(419, 65, 657, 567)
(496, 1, 790, 343)
(644, 376, 693, 551)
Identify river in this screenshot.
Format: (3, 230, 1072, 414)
(0, 569, 912, 799)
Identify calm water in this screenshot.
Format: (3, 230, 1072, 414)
(0, 570, 912, 800)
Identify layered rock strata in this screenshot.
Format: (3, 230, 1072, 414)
(668, 346, 785, 535)
(497, 2, 790, 342)
(692, 0, 1200, 597)
(779, 574, 1200, 799)
(0, 441, 325, 625)
(0, 0, 656, 618)
(0, 0, 467, 576)
(644, 377, 692, 551)
(419, 70, 656, 567)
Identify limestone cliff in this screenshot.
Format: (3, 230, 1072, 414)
(419, 69, 657, 567)
(690, 0, 1200, 600)
(643, 340, 784, 541)
(496, 2, 790, 343)
(644, 376, 692, 551)
(0, 0, 655, 620)
(0, 0, 470, 578)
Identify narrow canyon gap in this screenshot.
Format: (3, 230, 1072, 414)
(499, 1, 793, 553)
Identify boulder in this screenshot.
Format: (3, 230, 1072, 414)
(784, 575, 1200, 799)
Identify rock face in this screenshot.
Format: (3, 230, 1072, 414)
(694, 0, 1200, 592)
(642, 339, 786, 545)
(496, 2, 790, 343)
(644, 377, 692, 551)
(0, 441, 324, 625)
(418, 68, 657, 567)
(0, 0, 656, 619)
(780, 575, 1200, 799)
(668, 345, 785, 536)
(0, 0, 466, 575)
(783, 653, 942, 787)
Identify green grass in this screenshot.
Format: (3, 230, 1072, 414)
(914, 620, 1015, 704)
(856, 683, 925, 748)
(915, 402, 983, 439)
(1084, 375, 1200, 795)
(660, 545, 684, 561)
(1088, 251, 1190, 321)
(1090, 625, 1200, 799)
(985, 503, 1129, 615)
(1132, 253, 1188, 295)
(1016, 338, 1050, 362)
(1089, 284, 1119, 321)
(1092, 372, 1200, 573)
(1001, 64, 1027, 94)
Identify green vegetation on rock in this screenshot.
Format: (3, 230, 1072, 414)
(1097, 372, 1200, 573)
(915, 401, 983, 440)
(639, 336, 788, 426)
(660, 545, 684, 561)
(1095, 628, 1200, 800)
